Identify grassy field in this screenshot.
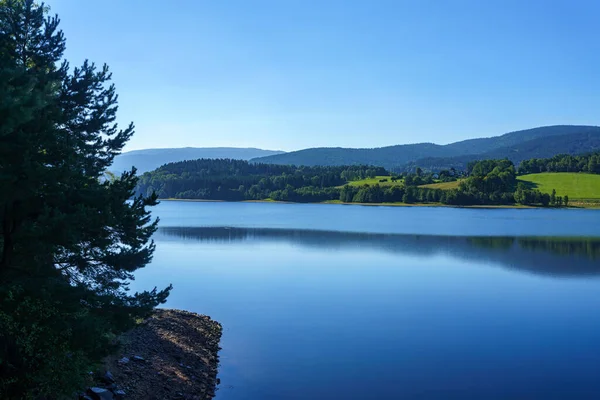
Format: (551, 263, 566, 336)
(518, 173, 600, 200)
(419, 180, 461, 190)
(343, 176, 403, 187)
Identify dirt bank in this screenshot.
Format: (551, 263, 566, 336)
(100, 309, 222, 400)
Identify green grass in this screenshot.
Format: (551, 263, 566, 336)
(342, 176, 403, 187)
(419, 180, 461, 190)
(518, 173, 600, 200)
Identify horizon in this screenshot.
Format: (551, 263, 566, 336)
(50, 0, 600, 152)
(120, 124, 600, 153)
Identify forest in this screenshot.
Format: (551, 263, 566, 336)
(136, 158, 572, 207)
(135, 159, 386, 202)
(517, 152, 600, 174)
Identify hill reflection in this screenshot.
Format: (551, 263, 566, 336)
(156, 227, 600, 277)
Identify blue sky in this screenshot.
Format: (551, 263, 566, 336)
(50, 0, 600, 151)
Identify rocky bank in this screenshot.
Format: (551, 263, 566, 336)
(82, 309, 222, 400)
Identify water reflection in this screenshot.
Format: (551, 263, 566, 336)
(156, 227, 600, 277)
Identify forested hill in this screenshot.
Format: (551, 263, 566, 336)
(406, 131, 600, 172)
(250, 125, 600, 171)
(136, 157, 573, 208)
(251, 143, 454, 169)
(135, 159, 386, 201)
(112, 147, 285, 174)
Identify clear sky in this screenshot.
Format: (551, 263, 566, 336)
(50, 0, 600, 152)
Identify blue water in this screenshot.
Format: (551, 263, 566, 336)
(132, 201, 600, 400)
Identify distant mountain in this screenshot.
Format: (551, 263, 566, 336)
(442, 125, 600, 155)
(251, 125, 600, 170)
(249, 143, 456, 169)
(408, 131, 600, 172)
(111, 147, 285, 174)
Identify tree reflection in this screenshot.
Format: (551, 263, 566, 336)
(156, 227, 600, 277)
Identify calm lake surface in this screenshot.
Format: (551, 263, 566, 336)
(132, 201, 600, 399)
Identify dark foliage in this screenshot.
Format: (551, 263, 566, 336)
(339, 184, 444, 204)
(514, 183, 551, 206)
(518, 152, 600, 174)
(135, 159, 386, 201)
(0, 1, 170, 398)
(436, 160, 517, 206)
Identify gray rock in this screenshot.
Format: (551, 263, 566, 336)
(87, 387, 114, 400)
(103, 370, 115, 383)
(113, 389, 126, 399)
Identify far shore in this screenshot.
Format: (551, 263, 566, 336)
(159, 198, 600, 209)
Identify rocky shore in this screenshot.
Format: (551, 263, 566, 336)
(83, 309, 222, 400)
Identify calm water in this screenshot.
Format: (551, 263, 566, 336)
(133, 201, 600, 400)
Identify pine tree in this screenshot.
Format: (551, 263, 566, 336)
(0, 1, 171, 397)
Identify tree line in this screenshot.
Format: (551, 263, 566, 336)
(518, 152, 600, 174)
(137, 158, 570, 207)
(135, 159, 386, 201)
(347, 159, 521, 206)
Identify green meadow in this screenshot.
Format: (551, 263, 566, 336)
(343, 176, 403, 187)
(419, 173, 600, 201)
(518, 173, 600, 200)
(419, 180, 461, 190)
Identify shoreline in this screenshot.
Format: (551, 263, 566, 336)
(98, 309, 222, 400)
(159, 198, 600, 209)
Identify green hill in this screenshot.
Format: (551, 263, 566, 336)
(410, 131, 600, 172)
(250, 143, 455, 170)
(251, 125, 600, 170)
(518, 173, 600, 200)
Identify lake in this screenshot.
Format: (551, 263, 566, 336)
(132, 201, 600, 400)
